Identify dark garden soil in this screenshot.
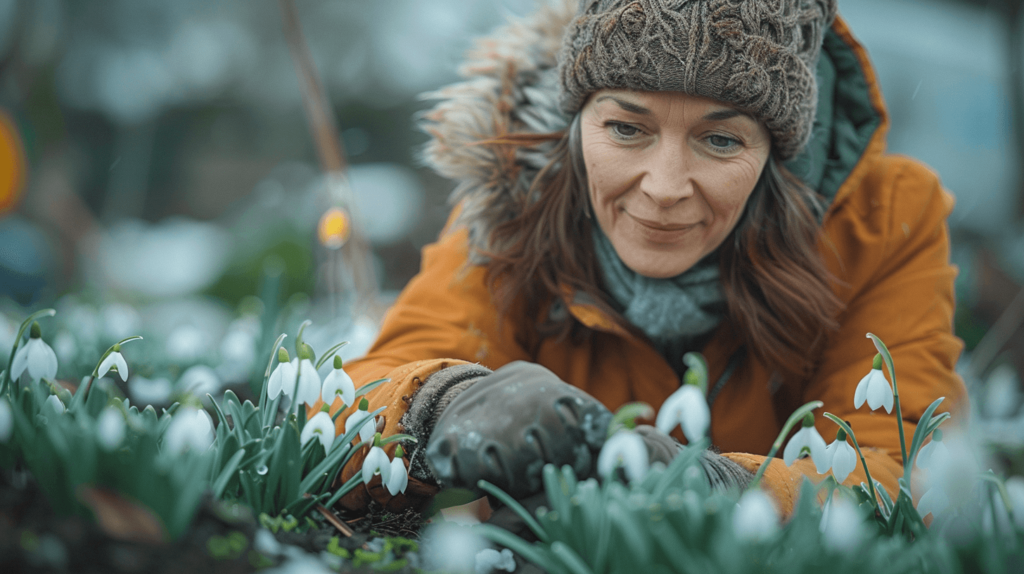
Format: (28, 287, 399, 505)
(0, 467, 429, 573)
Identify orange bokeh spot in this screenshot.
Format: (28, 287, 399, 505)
(318, 207, 351, 249)
(0, 111, 26, 215)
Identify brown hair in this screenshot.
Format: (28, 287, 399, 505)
(479, 115, 842, 379)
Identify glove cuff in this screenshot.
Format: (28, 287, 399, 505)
(400, 363, 493, 482)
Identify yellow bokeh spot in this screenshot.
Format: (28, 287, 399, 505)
(318, 207, 351, 249)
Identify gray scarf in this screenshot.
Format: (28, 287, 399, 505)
(592, 224, 726, 372)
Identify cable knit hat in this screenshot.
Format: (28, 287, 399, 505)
(558, 0, 838, 160)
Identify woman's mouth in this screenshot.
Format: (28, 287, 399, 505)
(626, 213, 699, 243)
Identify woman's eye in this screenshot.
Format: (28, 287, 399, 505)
(707, 134, 739, 149)
(609, 122, 641, 139)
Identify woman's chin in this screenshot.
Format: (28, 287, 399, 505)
(620, 252, 702, 279)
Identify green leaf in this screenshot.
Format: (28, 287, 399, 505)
(473, 524, 567, 574)
(213, 449, 246, 498)
(354, 378, 388, 399)
(315, 341, 350, 370)
(905, 396, 946, 478)
(477, 479, 550, 544)
(550, 541, 594, 574)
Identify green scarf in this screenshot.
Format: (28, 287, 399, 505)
(592, 225, 726, 374)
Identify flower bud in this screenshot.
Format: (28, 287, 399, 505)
(394, 444, 405, 458)
(802, 412, 814, 428)
(835, 428, 847, 442)
(300, 343, 315, 362)
(278, 347, 290, 363)
(932, 429, 943, 442)
(30, 321, 41, 339)
(320, 403, 331, 413)
(359, 398, 369, 411)
(373, 432, 382, 447)
(333, 355, 343, 370)
(112, 343, 121, 353)
(872, 354, 882, 370)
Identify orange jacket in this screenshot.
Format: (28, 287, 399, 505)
(318, 11, 968, 516)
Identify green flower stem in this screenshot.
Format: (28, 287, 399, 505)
(978, 471, 1015, 518)
(2, 308, 55, 395)
(260, 334, 288, 428)
(607, 402, 654, 437)
(294, 320, 312, 357)
(823, 413, 882, 516)
(749, 400, 823, 489)
(867, 333, 908, 469)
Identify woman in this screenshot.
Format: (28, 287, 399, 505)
(317, 0, 967, 517)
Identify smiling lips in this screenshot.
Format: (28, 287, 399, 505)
(625, 213, 699, 243)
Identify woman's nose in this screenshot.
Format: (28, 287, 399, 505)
(639, 145, 697, 207)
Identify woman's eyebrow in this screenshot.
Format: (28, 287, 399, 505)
(594, 95, 652, 116)
(703, 108, 755, 122)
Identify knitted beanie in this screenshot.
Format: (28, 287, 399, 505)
(558, 0, 838, 160)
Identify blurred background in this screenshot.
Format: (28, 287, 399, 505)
(0, 0, 1022, 469)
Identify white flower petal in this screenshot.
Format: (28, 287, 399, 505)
(321, 368, 356, 408)
(386, 456, 409, 495)
(295, 360, 322, 408)
(657, 385, 708, 441)
(853, 372, 870, 409)
(917, 487, 949, 519)
(11, 344, 29, 380)
(828, 441, 858, 484)
(300, 412, 336, 454)
(733, 490, 779, 542)
(783, 426, 829, 474)
(111, 352, 129, 382)
(864, 370, 893, 413)
(345, 409, 377, 444)
(268, 361, 296, 400)
(597, 431, 649, 483)
(362, 446, 392, 484)
(27, 339, 58, 381)
(916, 440, 950, 471)
(98, 352, 124, 380)
(45, 394, 65, 415)
(164, 407, 213, 454)
(820, 495, 866, 552)
(97, 407, 126, 451)
(0, 399, 13, 442)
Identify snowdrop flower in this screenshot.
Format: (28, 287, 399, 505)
(820, 494, 867, 552)
(267, 348, 297, 400)
(783, 413, 829, 474)
(178, 365, 220, 399)
(0, 399, 12, 442)
(45, 394, 65, 415)
(362, 434, 392, 485)
(421, 522, 488, 573)
(292, 357, 322, 410)
(164, 407, 214, 454)
(823, 428, 858, 484)
(917, 486, 950, 520)
(385, 445, 409, 495)
(345, 399, 377, 444)
(300, 411, 336, 454)
(475, 548, 516, 573)
(98, 344, 129, 382)
(916, 429, 950, 471)
(11, 322, 58, 382)
(854, 354, 893, 413)
(97, 407, 126, 451)
(732, 489, 779, 542)
(321, 356, 355, 409)
(597, 430, 649, 483)
(656, 384, 709, 442)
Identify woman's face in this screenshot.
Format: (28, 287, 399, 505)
(580, 89, 772, 278)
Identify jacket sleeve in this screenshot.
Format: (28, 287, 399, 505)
(310, 225, 532, 511)
(725, 156, 968, 515)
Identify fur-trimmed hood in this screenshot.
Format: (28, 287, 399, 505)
(418, 0, 884, 257)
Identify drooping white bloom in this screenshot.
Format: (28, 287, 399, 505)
(98, 351, 129, 382)
(293, 359, 321, 409)
(179, 365, 221, 399)
(597, 430, 649, 483)
(854, 368, 893, 414)
(820, 494, 867, 552)
(362, 445, 392, 484)
(300, 412, 336, 454)
(164, 407, 214, 454)
(475, 548, 516, 573)
(916, 433, 950, 471)
(345, 408, 377, 444)
(267, 357, 297, 400)
(917, 486, 950, 519)
(386, 451, 409, 495)
(823, 434, 858, 484)
(0, 399, 12, 442)
(421, 522, 488, 573)
(12, 337, 58, 382)
(656, 384, 709, 442)
(97, 407, 126, 451)
(732, 489, 780, 542)
(783, 423, 829, 474)
(321, 366, 355, 409)
(45, 394, 65, 415)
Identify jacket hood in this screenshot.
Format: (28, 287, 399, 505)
(419, 1, 887, 255)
